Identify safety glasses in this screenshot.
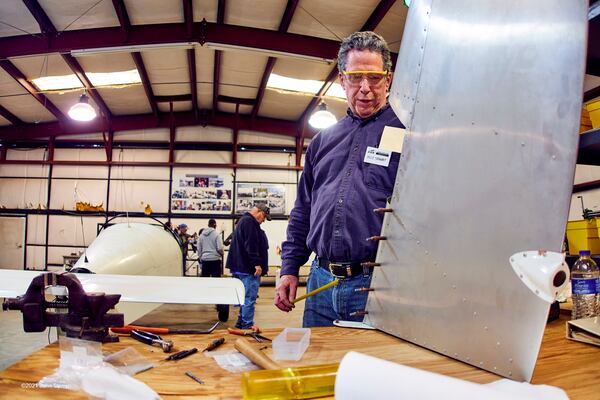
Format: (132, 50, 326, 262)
(342, 70, 389, 86)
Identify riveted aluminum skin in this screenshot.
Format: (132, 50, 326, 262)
(365, 0, 587, 381)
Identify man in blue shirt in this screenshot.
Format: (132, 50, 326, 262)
(227, 205, 270, 329)
(275, 31, 405, 327)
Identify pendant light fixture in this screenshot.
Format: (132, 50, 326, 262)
(308, 102, 337, 129)
(68, 92, 97, 121)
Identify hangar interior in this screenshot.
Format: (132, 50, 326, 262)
(1, 0, 600, 398)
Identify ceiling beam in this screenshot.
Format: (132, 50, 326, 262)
(131, 52, 159, 119)
(183, 0, 198, 118)
(187, 49, 198, 119)
(183, 0, 193, 38)
(298, 0, 397, 126)
(155, 94, 193, 103)
(0, 22, 341, 63)
(0, 59, 67, 121)
(251, 0, 299, 120)
(23, 0, 112, 119)
(0, 110, 310, 141)
(213, 50, 222, 112)
(111, 0, 131, 39)
(0, 104, 24, 125)
(212, 0, 226, 113)
(22, 0, 56, 34)
(218, 95, 255, 106)
(109, 1, 160, 120)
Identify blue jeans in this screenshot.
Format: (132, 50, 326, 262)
(303, 259, 373, 327)
(233, 273, 260, 329)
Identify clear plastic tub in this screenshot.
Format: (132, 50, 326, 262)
(272, 328, 311, 361)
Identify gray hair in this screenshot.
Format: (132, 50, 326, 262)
(337, 31, 392, 72)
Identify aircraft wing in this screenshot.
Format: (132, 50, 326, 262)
(0, 270, 244, 305)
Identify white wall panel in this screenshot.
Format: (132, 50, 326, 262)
(235, 168, 297, 183)
(114, 128, 170, 141)
(284, 184, 297, 214)
(47, 215, 105, 246)
(236, 151, 293, 166)
(26, 246, 46, 270)
(26, 215, 46, 245)
(0, 178, 48, 208)
(175, 150, 231, 163)
(172, 167, 234, 179)
(109, 180, 169, 212)
(260, 219, 289, 267)
(0, 164, 49, 177)
(112, 148, 169, 163)
(54, 148, 107, 162)
(574, 164, 600, 184)
(238, 131, 295, 146)
(53, 165, 108, 179)
(50, 179, 107, 210)
(47, 246, 86, 266)
(55, 133, 105, 141)
(111, 165, 170, 180)
(6, 148, 47, 161)
(177, 126, 232, 142)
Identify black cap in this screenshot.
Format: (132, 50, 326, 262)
(256, 204, 271, 221)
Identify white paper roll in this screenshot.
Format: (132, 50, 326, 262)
(335, 352, 568, 400)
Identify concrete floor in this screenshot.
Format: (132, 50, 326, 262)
(0, 285, 306, 371)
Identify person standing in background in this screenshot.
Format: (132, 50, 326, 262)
(197, 219, 224, 277)
(227, 205, 271, 329)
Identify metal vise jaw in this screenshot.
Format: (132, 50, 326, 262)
(2, 272, 124, 342)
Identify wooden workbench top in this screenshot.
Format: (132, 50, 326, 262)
(1, 316, 599, 399)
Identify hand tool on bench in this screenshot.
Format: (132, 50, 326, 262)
(112, 321, 219, 335)
(228, 326, 271, 343)
(202, 337, 225, 352)
(234, 338, 280, 370)
(130, 329, 173, 352)
(165, 348, 198, 361)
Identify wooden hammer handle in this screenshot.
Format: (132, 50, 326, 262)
(234, 338, 280, 370)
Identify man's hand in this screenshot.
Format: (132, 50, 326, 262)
(254, 266, 262, 277)
(274, 275, 299, 312)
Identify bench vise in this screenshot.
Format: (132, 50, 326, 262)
(2, 272, 124, 342)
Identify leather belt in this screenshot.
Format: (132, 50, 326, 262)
(318, 258, 372, 278)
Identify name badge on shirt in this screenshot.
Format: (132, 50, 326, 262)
(364, 146, 391, 167)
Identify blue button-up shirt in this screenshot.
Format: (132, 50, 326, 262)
(281, 105, 405, 276)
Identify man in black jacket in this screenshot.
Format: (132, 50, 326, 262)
(226, 205, 271, 329)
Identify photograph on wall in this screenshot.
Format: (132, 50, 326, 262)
(171, 173, 232, 214)
(235, 183, 286, 215)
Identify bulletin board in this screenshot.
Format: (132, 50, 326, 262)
(171, 172, 233, 214)
(235, 183, 286, 215)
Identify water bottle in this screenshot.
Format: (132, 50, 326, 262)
(571, 250, 599, 319)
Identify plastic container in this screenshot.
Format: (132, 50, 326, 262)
(566, 218, 600, 256)
(571, 250, 599, 319)
(272, 328, 310, 361)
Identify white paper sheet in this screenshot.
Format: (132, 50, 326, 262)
(335, 352, 568, 400)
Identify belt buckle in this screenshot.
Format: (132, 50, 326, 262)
(329, 263, 351, 278)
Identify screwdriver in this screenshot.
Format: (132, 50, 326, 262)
(202, 337, 225, 352)
(165, 348, 198, 361)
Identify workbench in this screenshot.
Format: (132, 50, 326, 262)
(0, 315, 598, 399)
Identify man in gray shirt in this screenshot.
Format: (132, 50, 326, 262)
(197, 219, 224, 277)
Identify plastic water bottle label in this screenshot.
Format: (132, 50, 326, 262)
(572, 278, 597, 295)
